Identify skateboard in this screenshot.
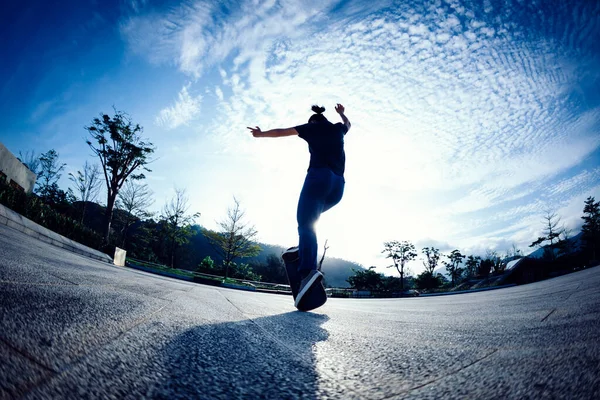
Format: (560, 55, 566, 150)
(282, 247, 327, 311)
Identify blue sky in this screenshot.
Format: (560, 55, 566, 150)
(2, 0, 599, 274)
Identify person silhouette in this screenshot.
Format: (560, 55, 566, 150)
(248, 104, 351, 307)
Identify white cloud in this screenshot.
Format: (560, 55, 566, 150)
(155, 85, 202, 130)
(121, 0, 338, 78)
(122, 0, 600, 271)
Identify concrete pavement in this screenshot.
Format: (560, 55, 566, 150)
(1, 223, 599, 399)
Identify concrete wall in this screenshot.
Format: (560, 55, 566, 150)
(0, 203, 112, 264)
(0, 142, 37, 194)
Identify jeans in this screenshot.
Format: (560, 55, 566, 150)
(297, 168, 345, 272)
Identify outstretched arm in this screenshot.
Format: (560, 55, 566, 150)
(247, 126, 298, 138)
(335, 103, 351, 131)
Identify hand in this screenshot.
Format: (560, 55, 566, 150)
(335, 103, 345, 114)
(247, 126, 262, 137)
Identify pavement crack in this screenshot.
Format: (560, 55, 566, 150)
(540, 282, 582, 323)
(383, 348, 499, 399)
(0, 336, 57, 374)
(541, 308, 557, 322)
(46, 272, 80, 285)
(0, 336, 58, 399)
(562, 283, 581, 301)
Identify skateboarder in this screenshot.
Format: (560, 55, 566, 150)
(248, 103, 351, 307)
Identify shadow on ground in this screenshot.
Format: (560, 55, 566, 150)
(152, 311, 329, 399)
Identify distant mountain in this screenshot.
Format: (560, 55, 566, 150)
(320, 256, 365, 288)
(244, 243, 364, 288)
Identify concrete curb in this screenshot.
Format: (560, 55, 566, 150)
(0, 203, 112, 264)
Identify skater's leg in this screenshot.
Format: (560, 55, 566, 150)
(297, 168, 332, 273)
(322, 174, 345, 213)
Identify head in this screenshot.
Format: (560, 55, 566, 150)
(308, 105, 328, 123)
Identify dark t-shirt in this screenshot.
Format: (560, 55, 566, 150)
(295, 121, 348, 176)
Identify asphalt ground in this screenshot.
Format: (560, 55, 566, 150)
(1, 223, 599, 399)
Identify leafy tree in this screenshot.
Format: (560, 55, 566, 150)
(228, 262, 261, 281)
(381, 275, 406, 293)
(31, 149, 75, 211)
(414, 271, 444, 290)
(581, 196, 600, 262)
(125, 218, 159, 261)
(382, 240, 417, 291)
(69, 161, 102, 224)
(347, 267, 383, 291)
(529, 210, 562, 260)
(249, 254, 288, 284)
(478, 258, 493, 278)
(196, 256, 216, 273)
(85, 110, 155, 243)
(116, 180, 154, 248)
(421, 247, 441, 274)
(137, 218, 167, 263)
(204, 197, 261, 278)
(161, 188, 200, 268)
(444, 249, 465, 286)
(464, 255, 481, 278)
(36, 149, 68, 202)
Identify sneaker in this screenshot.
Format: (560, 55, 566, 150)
(282, 246, 299, 263)
(295, 269, 323, 308)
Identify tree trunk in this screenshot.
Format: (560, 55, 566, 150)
(169, 238, 176, 268)
(400, 270, 404, 292)
(80, 202, 87, 225)
(396, 262, 404, 292)
(103, 194, 116, 244)
(170, 239, 175, 268)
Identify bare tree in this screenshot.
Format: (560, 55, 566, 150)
(69, 161, 102, 224)
(529, 210, 562, 260)
(204, 197, 261, 278)
(557, 223, 573, 256)
(505, 243, 522, 259)
(318, 240, 329, 271)
(116, 180, 154, 248)
(161, 188, 200, 268)
(483, 249, 504, 275)
(18, 150, 40, 175)
(382, 240, 417, 291)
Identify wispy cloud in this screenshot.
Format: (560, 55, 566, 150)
(121, 0, 339, 78)
(155, 85, 202, 130)
(122, 0, 600, 266)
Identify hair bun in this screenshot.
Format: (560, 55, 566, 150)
(311, 105, 326, 114)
